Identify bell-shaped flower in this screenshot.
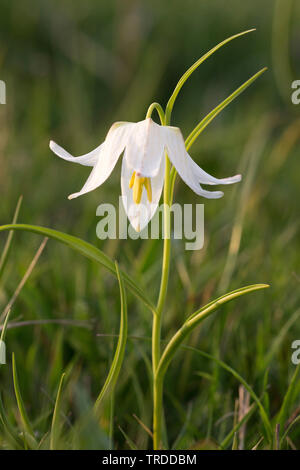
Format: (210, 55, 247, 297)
(50, 118, 241, 231)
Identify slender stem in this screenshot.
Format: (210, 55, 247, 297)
(146, 102, 165, 123)
(145, 101, 175, 449)
(148, 103, 172, 450)
(152, 152, 171, 449)
(152, 170, 171, 370)
(153, 376, 164, 449)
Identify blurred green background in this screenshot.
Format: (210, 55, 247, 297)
(0, 0, 299, 449)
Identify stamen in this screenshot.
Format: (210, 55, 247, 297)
(129, 171, 136, 189)
(144, 177, 152, 203)
(130, 172, 153, 204)
(133, 175, 144, 204)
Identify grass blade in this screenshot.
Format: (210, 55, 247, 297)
(0, 309, 11, 343)
(263, 309, 300, 368)
(220, 403, 257, 449)
(276, 363, 300, 433)
(0, 195, 23, 279)
(280, 413, 300, 448)
(184, 347, 273, 443)
(133, 413, 153, 439)
(94, 262, 128, 414)
(165, 29, 256, 122)
(187, 284, 269, 322)
(0, 237, 48, 322)
(118, 425, 138, 450)
(0, 308, 12, 365)
(12, 353, 37, 446)
(0, 395, 24, 449)
(50, 372, 66, 450)
(0, 224, 154, 313)
(232, 432, 238, 450)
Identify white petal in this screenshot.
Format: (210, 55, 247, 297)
(121, 153, 165, 231)
(163, 127, 241, 198)
(68, 122, 134, 199)
(124, 118, 165, 177)
(49, 140, 103, 166)
(188, 156, 241, 186)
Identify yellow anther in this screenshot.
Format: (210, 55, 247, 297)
(129, 171, 136, 189)
(133, 175, 144, 204)
(130, 171, 153, 204)
(144, 177, 152, 203)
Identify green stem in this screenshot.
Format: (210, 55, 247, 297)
(153, 376, 164, 449)
(152, 152, 171, 449)
(148, 103, 172, 450)
(146, 102, 165, 123)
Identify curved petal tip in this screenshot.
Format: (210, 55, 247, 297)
(233, 174, 242, 183)
(217, 173, 242, 185)
(68, 192, 80, 200)
(49, 140, 56, 150)
(199, 189, 224, 199)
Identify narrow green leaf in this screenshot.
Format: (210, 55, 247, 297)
(165, 29, 256, 123)
(50, 372, 66, 450)
(0, 224, 155, 313)
(0, 394, 24, 449)
(0, 196, 23, 279)
(187, 284, 269, 322)
(184, 347, 273, 443)
(220, 403, 257, 449)
(262, 368, 270, 417)
(38, 431, 50, 449)
(12, 353, 37, 446)
(22, 431, 39, 449)
(280, 413, 300, 448)
(0, 308, 12, 343)
(94, 262, 128, 414)
(263, 308, 300, 368)
(185, 67, 268, 150)
(171, 403, 192, 450)
(276, 363, 300, 432)
(156, 284, 271, 438)
(232, 432, 238, 450)
(169, 68, 267, 196)
(118, 426, 138, 450)
(0, 309, 11, 366)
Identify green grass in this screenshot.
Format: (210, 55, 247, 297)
(0, 0, 299, 450)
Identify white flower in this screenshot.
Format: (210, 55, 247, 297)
(49, 118, 241, 231)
